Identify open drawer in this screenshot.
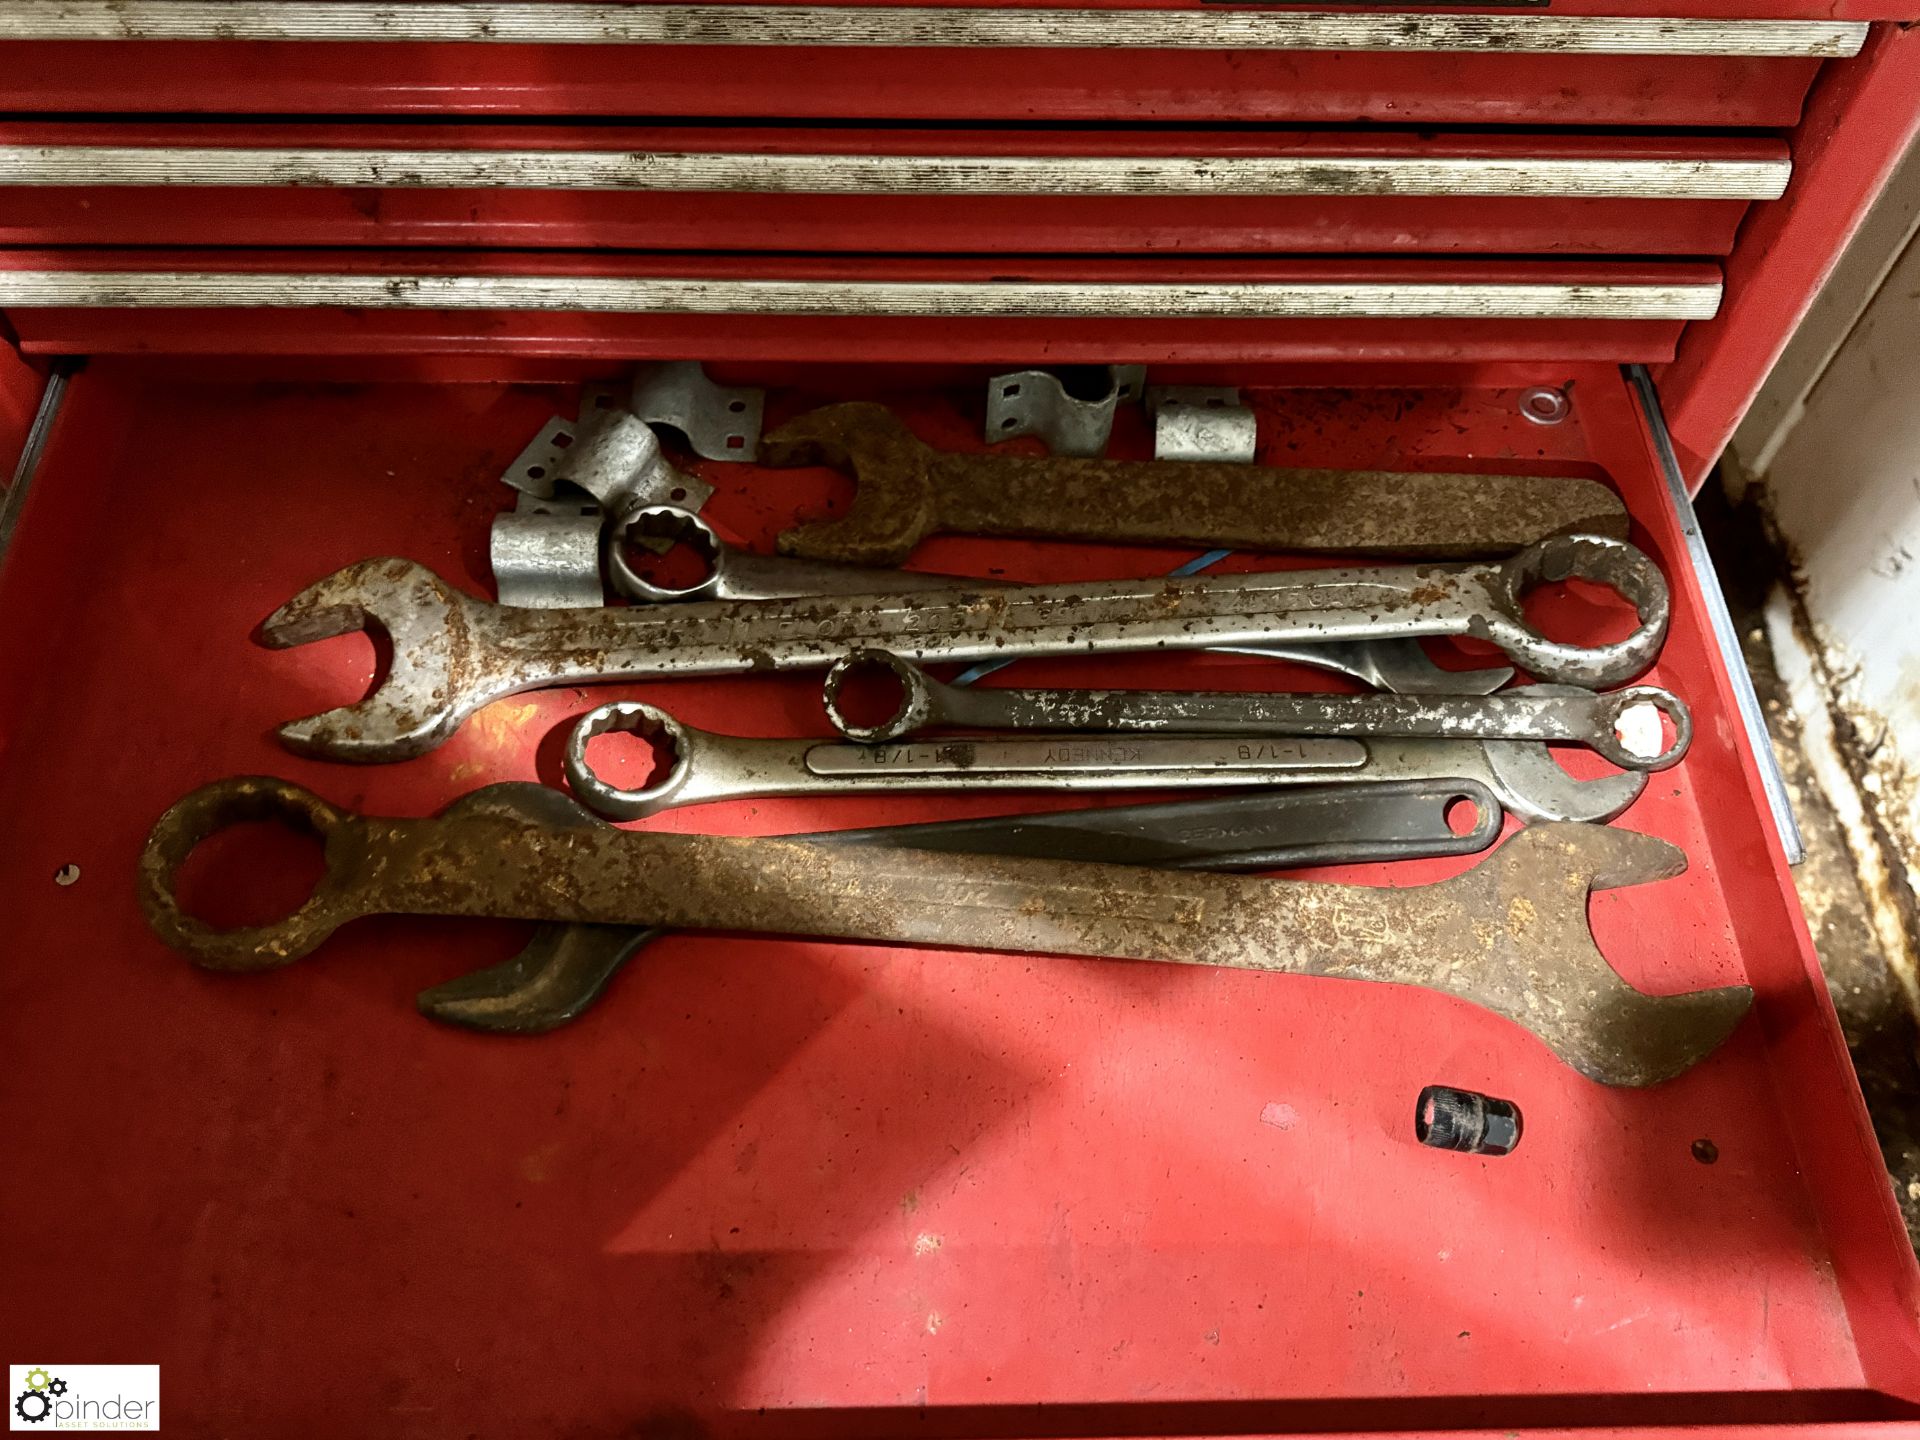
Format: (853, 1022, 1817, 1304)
(1, 356, 1916, 1434)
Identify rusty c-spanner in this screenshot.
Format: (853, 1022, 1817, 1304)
(139, 778, 1750, 1087)
(763, 402, 1630, 567)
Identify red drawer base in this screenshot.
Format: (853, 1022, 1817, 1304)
(0, 362, 1913, 1434)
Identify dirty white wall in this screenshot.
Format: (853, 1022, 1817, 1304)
(1735, 152, 1920, 871)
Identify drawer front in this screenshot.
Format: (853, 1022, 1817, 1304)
(0, 4, 1879, 383)
(0, 4, 1862, 124)
(0, 254, 1723, 365)
(0, 125, 1787, 257)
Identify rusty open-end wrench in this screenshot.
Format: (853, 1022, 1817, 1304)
(262, 534, 1666, 762)
(763, 402, 1630, 567)
(823, 649, 1694, 771)
(139, 778, 1750, 1087)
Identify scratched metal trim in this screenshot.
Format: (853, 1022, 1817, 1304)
(0, 147, 1792, 201)
(0, 361, 73, 570)
(1625, 362, 1804, 865)
(0, 272, 1723, 320)
(0, 4, 1867, 56)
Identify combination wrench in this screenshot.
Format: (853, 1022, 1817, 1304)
(560, 695, 1646, 823)
(822, 649, 1692, 771)
(138, 778, 1751, 1087)
(761, 401, 1630, 566)
(608, 504, 1513, 695)
(263, 533, 1665, 762)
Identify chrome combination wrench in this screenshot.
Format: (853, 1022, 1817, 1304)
(264, 533, 1665, 762)
(560, 696, 1646, 823)
(822, 649, 1692, 771)
(607, 505, 1513, 694)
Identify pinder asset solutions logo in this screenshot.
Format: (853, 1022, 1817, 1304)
(9, 1367, 158, 1431)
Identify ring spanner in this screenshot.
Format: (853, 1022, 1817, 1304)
(609, 504, 1514, 695)
(139, 778, 1751, 1087)
(562, 695, 1644, 823)
(824, 649, 1693, 771)
(417, 778, 1503, 1034)
(263, 533, 1665, 761)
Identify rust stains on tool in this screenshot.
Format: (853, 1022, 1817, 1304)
(256, 535, 1670, 762)
(762, 401, 1630, 567)
(140, 777, 1749, 1087)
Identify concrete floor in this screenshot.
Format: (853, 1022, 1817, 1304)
(1700, 481, 1920, 1250)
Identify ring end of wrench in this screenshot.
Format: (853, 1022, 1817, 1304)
(1473, 535, 1671, 689)
(823, 648, 938, 743)
(138, 776, 357, 971)
(606, 504, 724, 603)
(564, 701, 696, 820)
(1595, 686, 1695, 773)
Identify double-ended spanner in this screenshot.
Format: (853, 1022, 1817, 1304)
(823, 649, 1693, 771)
(139, 778, 1751, 1087)
(608, 504, 1513, 694)
(263, 533, 1665, 762)
(560, 695, 1646, 823)
(762, 402, 1629, 566)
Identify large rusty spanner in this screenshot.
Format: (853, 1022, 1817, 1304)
(764, 402, 1630, 567)
(419, 778, 1503, 1035)
(262, 534, 1666, 762)
(139, 778, 1750, 1087)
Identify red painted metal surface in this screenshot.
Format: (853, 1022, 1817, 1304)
(0, 340, 42, 485)
(1658, 23, 1920, 489)
(0, 43, 1825, 125)
(0, 251, 1716, 365)
(7, 309, 1696, 367)
(0, 124, 1780, 257)
(0, 362, 1914, 1434)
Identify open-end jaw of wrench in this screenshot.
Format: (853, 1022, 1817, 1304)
(139, 778, 1750, 1086)
(762, 402, 1630, 567)
(561, 697, 1645, 824)
(610, 504, 1514, 694)
(824, 649, 1693, 772)
(411, 777, 1503, 1033)
(260, 534, 1666, 762)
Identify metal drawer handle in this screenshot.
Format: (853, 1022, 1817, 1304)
(0, 271, 1724, 322)
(0, 4, 1867, 58)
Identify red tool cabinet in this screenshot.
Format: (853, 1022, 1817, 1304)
(1, 4, 1917, 1435)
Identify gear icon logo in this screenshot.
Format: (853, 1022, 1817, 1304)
(14, 1390, 51, 1425)
(13, 1369, 63, 1425)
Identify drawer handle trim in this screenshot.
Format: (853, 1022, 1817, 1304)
(0, 271, 1722, 320)
(0, 146, 1793, 202)
(0, 3, 1867, 58)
